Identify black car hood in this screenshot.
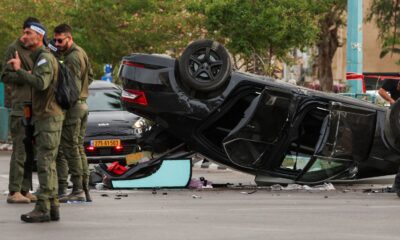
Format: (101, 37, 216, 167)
(86, 110, 140, 137)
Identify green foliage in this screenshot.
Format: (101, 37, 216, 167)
(308, 0, 347, 15)
(67, 0, 207, 77)
(0, 0, 343, 81)
(196, 0, 319, 75)
(367, 0, 400, 60)
(0, 0, 206, 79)
(0, 0, 73, 61)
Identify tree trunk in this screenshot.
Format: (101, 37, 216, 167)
(317, 10, 341, 92)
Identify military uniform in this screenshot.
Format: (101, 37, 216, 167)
(1, 39, 35, 203)
(12, 46, 63, 219)
(56, 43, 93, 201)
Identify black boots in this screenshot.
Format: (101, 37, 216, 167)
(59, 189, 85, 203)
(21, 209, 50, 223)
(21, 198, 60, 223)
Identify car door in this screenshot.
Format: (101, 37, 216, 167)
(222, 88, 295, 170)
(297, 101, 377, 183)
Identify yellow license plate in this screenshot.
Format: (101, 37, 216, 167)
(91, 139, 121, 147)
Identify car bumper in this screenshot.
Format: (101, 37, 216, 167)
(87, 155, 127, 163)
(84, 137, 139, 164)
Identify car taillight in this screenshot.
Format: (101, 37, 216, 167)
(86, 146, 96, 152)
(114, 145, 124, 152)
(122, 60, 145, 68)
(121, 89, 148, 106)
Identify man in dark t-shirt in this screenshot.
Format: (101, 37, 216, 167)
(378, 79, 400, 105)
(379, 78, 400, 196)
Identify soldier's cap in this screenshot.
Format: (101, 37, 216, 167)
(25, 22, 49, 46)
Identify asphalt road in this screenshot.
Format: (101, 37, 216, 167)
(1, 151, 400, 240)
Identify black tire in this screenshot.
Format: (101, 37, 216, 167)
(179, 39, 232, 92)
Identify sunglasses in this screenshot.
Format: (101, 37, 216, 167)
(53, 37, 67, 44)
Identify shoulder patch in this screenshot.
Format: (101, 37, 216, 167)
(37, 58, 47, 66)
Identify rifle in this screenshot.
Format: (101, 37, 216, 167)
(22, 104, 34, 191)
(83, 177, 92, 202)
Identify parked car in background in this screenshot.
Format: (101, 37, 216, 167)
(84, 80, 141, 163)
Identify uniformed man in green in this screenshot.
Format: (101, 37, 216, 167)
(53, 24, 93, 202)
(7, 22, 63, 223)
(0, 17, 40, 204)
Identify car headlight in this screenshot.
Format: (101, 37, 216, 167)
(134, 118, 146, 129)
(132, 117, 153, 135)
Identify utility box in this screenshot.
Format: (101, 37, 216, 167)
(0, 107, 9, 141)
(0, 82, 4, 107)
(0, 82, 10, 141)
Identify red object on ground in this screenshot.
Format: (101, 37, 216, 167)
(107, 162, 127, 175)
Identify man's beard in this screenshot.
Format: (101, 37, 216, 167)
(57, 46, 67, 52)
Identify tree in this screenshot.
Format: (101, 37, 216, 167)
(67, 0, 207, 78)
(311, 0, 347, 92)
(0, 0, 207, 79)
(0, 0, 73, 66)
(367, 0, 400, 61)
(192, 0, 319, 76)
(0, 0, 347, 91)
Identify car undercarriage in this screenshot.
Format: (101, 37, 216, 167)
(118, 40, 400, 185)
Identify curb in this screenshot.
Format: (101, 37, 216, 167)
(0, 143, 12, 151)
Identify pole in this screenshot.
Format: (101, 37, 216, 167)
(346, 0, 363, 94)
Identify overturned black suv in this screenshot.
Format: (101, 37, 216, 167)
(119, 39, 400, 185)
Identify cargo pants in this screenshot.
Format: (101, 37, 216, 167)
(34, 116, 63, 211)
(8, 114, 31, 193)
(56, 101, 89, 191)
